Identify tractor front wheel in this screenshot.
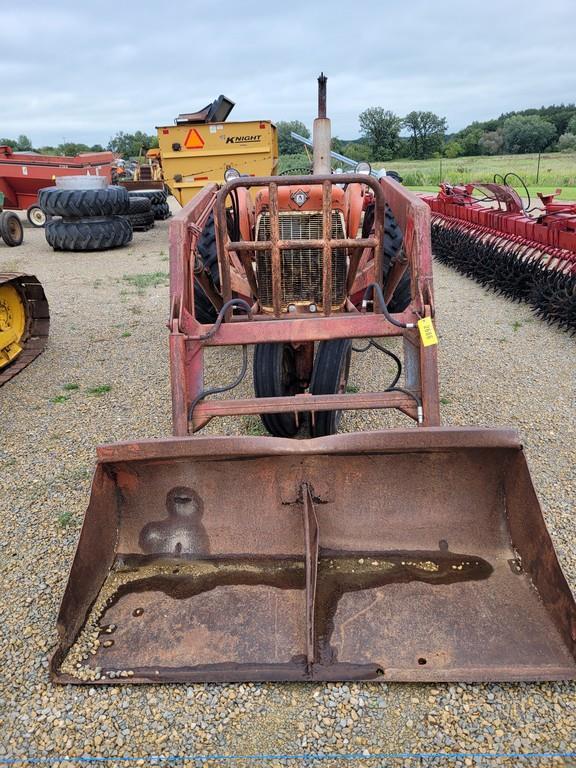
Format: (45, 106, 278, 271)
(309, 338, 352, 437)
(253, 342, 304, 437)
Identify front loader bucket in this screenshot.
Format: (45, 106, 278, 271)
(52, 428, 576, 684)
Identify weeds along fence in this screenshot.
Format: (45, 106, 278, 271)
(384, 152, 576, 188)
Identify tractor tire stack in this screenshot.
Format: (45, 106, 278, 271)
(128, 189, 171, 221)
(121, 196, 155, 232)
(39, 186, 132, 252)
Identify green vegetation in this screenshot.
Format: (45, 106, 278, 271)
(278, 152, 311, 174)
(62, 383, 79, 391)
(244, 417, 268, 436)
(86, 385, 112, 396)
(58, 510, 73, 528)
(282, 103, 576, 165)
(122, 271, 169, 290)
(0, 134, 105, 155)
(440, 397, 451, 405)
(276, 120, 311, 155)
(108, 130, 158, 159)
(346, 384, 360, 393)
(375, 151, 576, 190)
(50, 395, 70, 404)
(121, 331, 132, 338)
(359, 108, 403, 159)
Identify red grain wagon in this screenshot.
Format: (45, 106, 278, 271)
(0, 145, 116, 226)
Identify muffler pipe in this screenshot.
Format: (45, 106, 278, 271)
(313, 73, 331, 175)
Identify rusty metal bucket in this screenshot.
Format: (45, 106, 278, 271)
(52, 427, 576, 684)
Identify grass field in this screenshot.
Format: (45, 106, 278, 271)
(279, 152, 576, 200)
(373, 151, 576, 188)
(280, 151, 576, 199)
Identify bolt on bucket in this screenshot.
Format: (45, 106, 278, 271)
(52, 427, 576, 684)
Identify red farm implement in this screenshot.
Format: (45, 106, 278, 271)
(0, 145, 115, 227)
(420, 176, 576, 333)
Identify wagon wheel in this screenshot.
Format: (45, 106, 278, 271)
(253, 343, 304, 437)
(309, 338, 352, 437)
(0, 211, 24, 246)
(27, 206, 47, 228)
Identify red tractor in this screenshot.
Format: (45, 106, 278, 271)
(169, 74, 438, 438)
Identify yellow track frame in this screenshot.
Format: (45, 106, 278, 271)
(0, 284, 26, 368)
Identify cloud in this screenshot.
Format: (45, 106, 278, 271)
(1, 0, 575, 145)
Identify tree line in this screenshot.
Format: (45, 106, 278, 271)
(278, 103, 576, 161)
(6, 103, 576, 161)
(0, 131, 158, 158)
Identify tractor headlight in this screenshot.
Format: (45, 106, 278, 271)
(224, 167, 240, 182)
(355, 161, 372, 176)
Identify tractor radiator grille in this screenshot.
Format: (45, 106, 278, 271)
(255, 211, 347, 313)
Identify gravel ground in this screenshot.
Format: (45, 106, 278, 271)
(0, 205, 575, 768)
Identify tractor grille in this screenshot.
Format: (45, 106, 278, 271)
(255, 211, 347, 313)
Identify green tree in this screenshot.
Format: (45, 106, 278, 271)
(276, 120, 310, 155)
(108, 131, 159, 159)
(478, 129, 504, 155)
(340, 142, 373, 162)
(0, 136, 33, 150)
(402, 111, 447, 158)
(359, 108, 401, 160)
(566, 115, 576, 135)
(501, 115, 556, 153)
(331, 136, 348, 154)
(17, 134, 33, 151)
(90, 144, 105, 152)
(444, 141, 463, 158)
(558, 133, 576, 152)
(456, 123, 484, 156)
(57, 142, 91, 156)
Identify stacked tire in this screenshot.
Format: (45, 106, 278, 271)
(122, 196, 155, 232)
(39, 186, 132, 252)
(128, 189, 171, 221)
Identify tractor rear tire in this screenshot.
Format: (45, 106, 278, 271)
(39, 186, 130, 217)
(387, 271, 411, 313)
(253, 343, 302, 438)
(124, 210, 155, 231)
(128, 189, 166, 206)
(45, 217, 132, 251)
(126, 196, 152, 214)
(151, 201, 171, 220)
(362, 201, 410, 312)
(0, 212, 24, 246)
(309, 338, 352, 437)
(193, 213, 221, 323)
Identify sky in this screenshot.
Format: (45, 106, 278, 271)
(1, 0, 575, 148)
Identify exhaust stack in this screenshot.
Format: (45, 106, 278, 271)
(313, 73, 331, 175)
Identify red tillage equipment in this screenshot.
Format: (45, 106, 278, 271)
(420, 178, 576, 332)
(0, 145, 115, 226)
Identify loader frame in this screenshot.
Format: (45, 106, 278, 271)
(169, 174, 439, 435)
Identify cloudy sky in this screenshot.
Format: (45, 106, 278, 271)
(1, 0, 575, 147)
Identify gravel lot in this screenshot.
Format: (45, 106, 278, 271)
(0, 206, 574, 768)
